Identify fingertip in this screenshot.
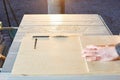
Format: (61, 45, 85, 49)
(81, 54, 86, 57)
(86, 45, 98, 50)
(86, 58, 93, 62)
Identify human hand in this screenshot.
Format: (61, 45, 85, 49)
(82, 45, 119, 61)
(0, 54, 6, 60)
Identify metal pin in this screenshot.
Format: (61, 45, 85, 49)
(34, 38, 37, 49)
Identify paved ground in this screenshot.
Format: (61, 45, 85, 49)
(0, 0, 120, 34)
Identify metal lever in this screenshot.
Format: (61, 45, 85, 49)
(0, 27, 18, 30)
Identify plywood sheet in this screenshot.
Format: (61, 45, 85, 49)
(12, 34, 88, 75)
(20, 21, 104, 26)
(20, 14, 102, 25)
(19, 25, 111, 35)
(20, 14, 104, 26)
(80, 36, 120, 74)
(19, 14, 111, 35)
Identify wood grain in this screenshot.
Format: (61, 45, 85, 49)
(12, 34, 87, 75)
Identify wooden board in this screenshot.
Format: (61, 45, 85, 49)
(12, 34, 88, 75)
(20, 14, 103, 26)
(12, 35, 120, 75)
(19, 25, 110, 35)
(19, 14, 111, 35)
(80, 36, 120, 74)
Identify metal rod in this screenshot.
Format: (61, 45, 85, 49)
(33, 36, 49, 38)
(34, 38, 37, 49)
(0, 27, 18, 30)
